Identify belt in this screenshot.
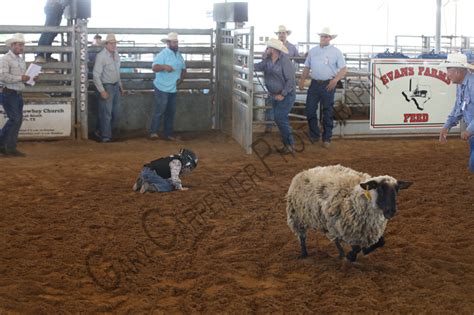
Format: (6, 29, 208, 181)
(103, 82, 119, 86)
(2, 87, 22, 95)
(313, 79, 331, 85)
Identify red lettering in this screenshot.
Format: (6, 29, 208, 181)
(380, 67, 415, 85)
(418, 67, 425, 76)
(423, 67, 431, 76)
(403, 113, 429, 123)
(437, 70, 451, 85)
(386, 71, 394, 81)
(394, 69, 401, 79)
(400, 67, 408, 77)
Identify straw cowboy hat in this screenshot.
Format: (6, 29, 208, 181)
(439, 53, 474, 70)
(6, 33, 26, 46)
(318, 27, 337, 39)
(275, 25, 291, 35)
(161, 32, 179, 43)
(265, 38, 289, 54)
(105, 33, 117, 43)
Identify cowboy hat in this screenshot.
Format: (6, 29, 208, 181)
(275, 25, 291, 35)
(265, 38, 289, 54)
(104, 33, 117, 43)
(318, 27, 337, 39)
(6, 33, 26, 46)
(439, 53, 474, 70)
(161, 32, 179, 43)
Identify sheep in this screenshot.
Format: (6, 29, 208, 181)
(286, 165, 412, 262)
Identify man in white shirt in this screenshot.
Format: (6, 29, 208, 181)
(0, 34, 36, 157)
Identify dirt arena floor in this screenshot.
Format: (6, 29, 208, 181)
(1, 130, 473, 314)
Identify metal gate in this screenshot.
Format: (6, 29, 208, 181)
(232, 27, 254, 154)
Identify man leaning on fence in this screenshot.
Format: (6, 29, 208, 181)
(299, 27, 347, 148)
(93, 33, 124, 143)
(254, 38, 297, 154)
(264, 25, 300, 134)
(0, 34, 38, 157)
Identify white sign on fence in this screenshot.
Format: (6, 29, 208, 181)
(0, 103, 72, 138)
(370, 59, 456, 129)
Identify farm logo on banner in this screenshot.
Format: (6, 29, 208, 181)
(370, 59, 456, 129)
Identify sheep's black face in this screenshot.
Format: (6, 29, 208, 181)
(376, 182, 398, 219)
(361, 179, 412, 220)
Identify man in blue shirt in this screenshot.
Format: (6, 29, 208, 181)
(254, 38, 296, 154)
(439, 53, 474, 172)
(149, 32, 186, 141)
(299, 27, 347, 148)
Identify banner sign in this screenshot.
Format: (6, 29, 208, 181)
(0, 103, 72, 138)
(370, 59, 456, 129)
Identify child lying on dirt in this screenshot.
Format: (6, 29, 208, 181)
(132, 148, 198, 193)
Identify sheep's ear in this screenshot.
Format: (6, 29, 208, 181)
(360, 180, 378, 191)
(397, 181, 413, 190)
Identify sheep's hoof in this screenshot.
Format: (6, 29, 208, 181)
(363, 237, 385, 255)
(298, 252, 309, 259)
(346, 252, 358, 262)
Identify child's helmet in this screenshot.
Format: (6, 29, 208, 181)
(179, 148, 198, 169)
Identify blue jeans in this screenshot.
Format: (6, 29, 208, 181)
(305, 80, 336, 142)
(0, 92, 24, 149)
(150, 88, 176, 137)
(271, 93, 296, 146)
(469, 136, 474, 172)
(265, 98, 274, 129)
(37, 2, 64, 59)
(98, 83, 121, 141)
(140, 167, 173, 192)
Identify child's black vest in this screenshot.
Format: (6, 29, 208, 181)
(144, 155, 180, 179)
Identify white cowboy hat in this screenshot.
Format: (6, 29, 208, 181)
(318, 27, 337, 39)
(161, 32, 179, 43)
(265, 38, 289, 54)
(6, 33, 26, 46)
(104, 33, 117, 43)
(275, 25, 291, 36)
(439, 53, 474, 70)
